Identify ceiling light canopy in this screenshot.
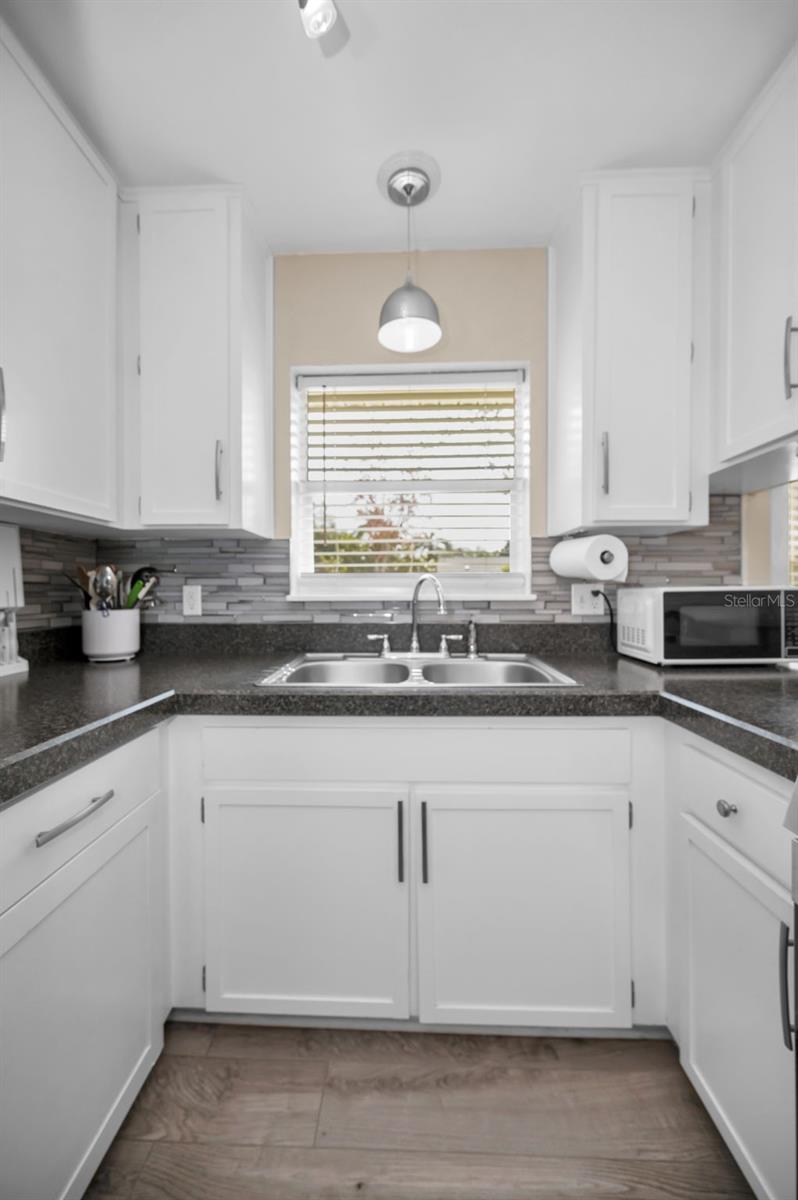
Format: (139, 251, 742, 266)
(377, 163, 442, 354)
(298, 0, 337, 39)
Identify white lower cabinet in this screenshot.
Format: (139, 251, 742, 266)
(668, 729, 796, 1200)
(416, 785, 632, 1026)
(0, 795, 165, 1200)
(195, 721, 640, 1031)
(203, 784, 410, 1018)
(680, 814, 794, 1200)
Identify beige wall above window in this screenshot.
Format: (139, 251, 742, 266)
(273, 248, 548, 539)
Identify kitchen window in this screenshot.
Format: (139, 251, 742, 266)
(290, 367, 531, 599)
(789, 481, 798, 586)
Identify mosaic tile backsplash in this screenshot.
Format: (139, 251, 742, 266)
(16, 495, 741, 632)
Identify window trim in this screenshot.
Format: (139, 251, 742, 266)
(289, 362, 533, 601)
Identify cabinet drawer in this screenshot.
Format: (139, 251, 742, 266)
(0, 730, 161, 915)
(201, 723, 632, 785)
(677, 741, 790, 885)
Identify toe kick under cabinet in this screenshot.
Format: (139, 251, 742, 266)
(184, 718, 660, 1031)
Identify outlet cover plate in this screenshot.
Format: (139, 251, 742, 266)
(571, 583, 605, 616)
(182, 584, 202, 617)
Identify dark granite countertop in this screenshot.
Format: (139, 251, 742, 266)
(2, 646, 798, 809)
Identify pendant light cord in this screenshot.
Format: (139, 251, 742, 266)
(321, 384, 328, 551)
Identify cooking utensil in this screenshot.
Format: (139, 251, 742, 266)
(77, 565, 93, 593)
(134, 577, 156, 607)
(130, 566, 160, 589)
(126, 580, 145, 609)
(63, 574, 92, 608)
(94, 565, 118, 607)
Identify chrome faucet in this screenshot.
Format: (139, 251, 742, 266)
(467, 619, 479, 658)
(409, 574, 447, 654)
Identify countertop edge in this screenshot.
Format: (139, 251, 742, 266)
(0, 693, 178, 811)
(3, 668, 798, 811)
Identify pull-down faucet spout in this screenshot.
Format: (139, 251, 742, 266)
(409, 574, 447, 654)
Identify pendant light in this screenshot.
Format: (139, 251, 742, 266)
(298, 0, 337, 39)
(378, 166, 442, 353)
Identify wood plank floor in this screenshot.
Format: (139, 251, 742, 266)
(83, 1023, 754, 1199)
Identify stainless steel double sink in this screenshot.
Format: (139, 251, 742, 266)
(258, 653, 578, 688)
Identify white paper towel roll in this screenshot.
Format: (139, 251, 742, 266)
(549, 535, 628, 583)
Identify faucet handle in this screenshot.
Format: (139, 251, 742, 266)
(439, 634, 463, 658)
(367, 633, 392, 657)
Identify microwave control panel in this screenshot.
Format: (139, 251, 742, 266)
(784, 591, 798, 657)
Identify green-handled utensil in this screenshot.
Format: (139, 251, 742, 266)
(126, 580, 144, 608)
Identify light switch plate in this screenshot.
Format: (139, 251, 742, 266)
(571, 583, 605, 616)
(182, 585, 202, 616)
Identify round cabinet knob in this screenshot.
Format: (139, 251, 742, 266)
(716, 798, 738, 819)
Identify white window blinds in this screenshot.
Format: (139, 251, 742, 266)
(291, 373, 530, 593)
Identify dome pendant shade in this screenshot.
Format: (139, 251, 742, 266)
(378, 279, 442, 353)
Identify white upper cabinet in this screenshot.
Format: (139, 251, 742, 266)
(549, 171, 709, 535)
(0, 28, 117, 523)
(713, 49, 798, 464)
(123, 187, 273, 535)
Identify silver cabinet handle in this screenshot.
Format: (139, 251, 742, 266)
(35, 788, 115, 848)
(784, 316, 798, 401)
(214, 439, 223, 501)
(421, 800, 429, 884)
(0, 366, 6, 464)
(716, 798, 738, 818)
(601, 431, 609, 494)
(397, 799, 404, 884)
(779, 921, 795, 1051)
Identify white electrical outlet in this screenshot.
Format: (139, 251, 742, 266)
(182, 585, 202, 616)
(571, 583, 605, 616)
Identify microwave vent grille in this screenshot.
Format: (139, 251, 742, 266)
(620, 623, 647, 649)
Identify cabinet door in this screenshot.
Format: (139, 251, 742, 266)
(591, 176, 693, 523)
(681, 815, 794, 1200)
(138, 192, 231, 526)
(716, 53, 798, 461)
(416, 786, 632, 1027)
(204, 785, 410, 1018)
(0, 800, 161, 1200)
(0, 38, 117, 521)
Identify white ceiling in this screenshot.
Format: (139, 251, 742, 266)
(1, 0, 796, 253)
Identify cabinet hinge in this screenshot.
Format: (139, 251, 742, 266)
(136, 212, 141, 233)
(692, 196, 696, 217)
(136, 355, 141, 376)
(201, 796, 205, 824)
(628, 800, 634, 829)
(688, 490, 693, 513)
(690, 341, 695, 364)
(202, 965, 206, 993)
(631, 980, 636, 1008)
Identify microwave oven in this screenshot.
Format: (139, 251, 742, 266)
(616, 587, 798, 665)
